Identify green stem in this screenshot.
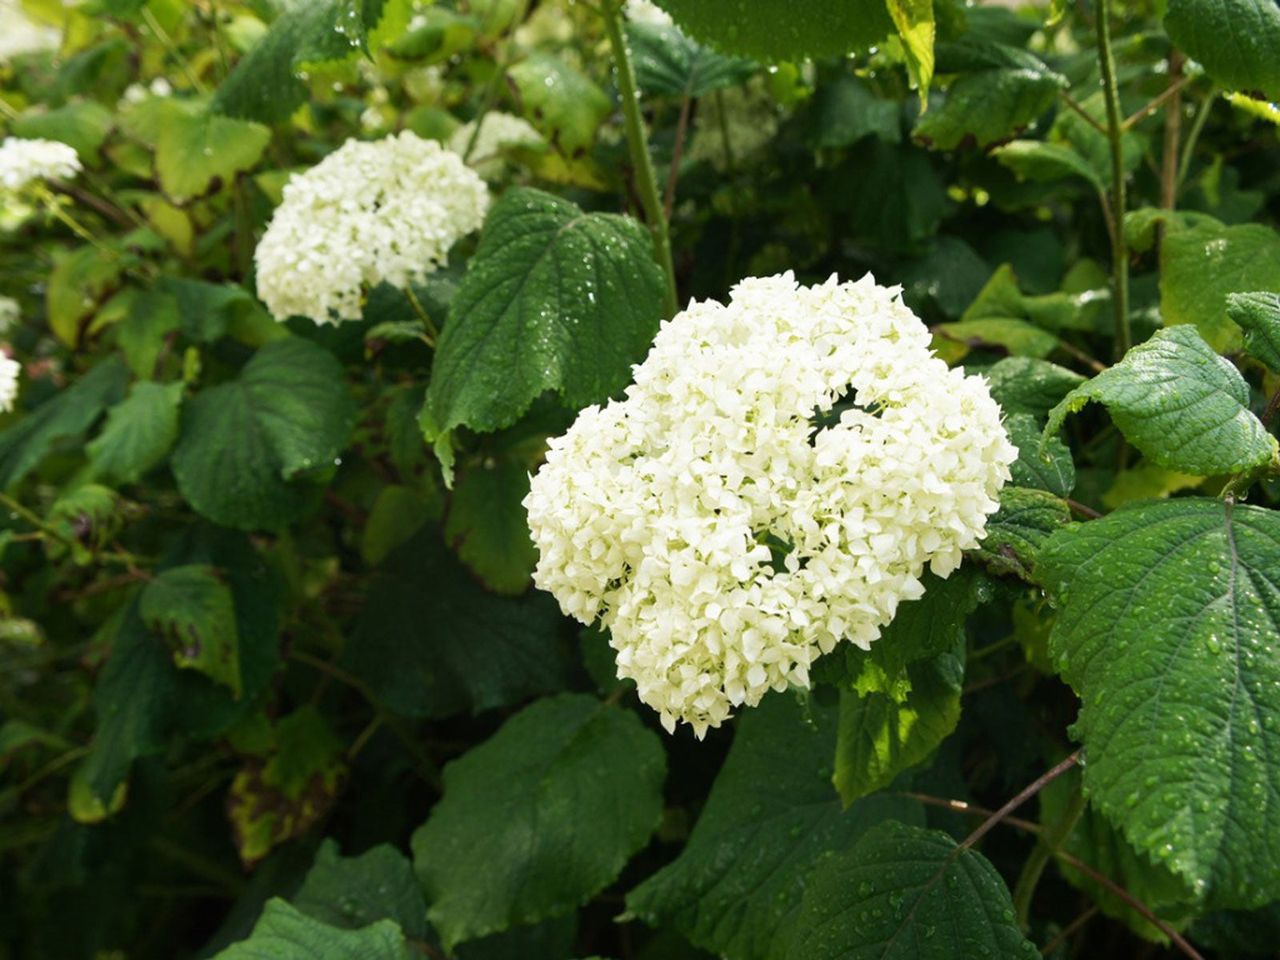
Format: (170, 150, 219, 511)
(600, 0, 679, 318)
(404, 285, 440, 343)
(142, 6, 207, 94)
(1095, 0, 1130, 360)
(1177, 88, 1216, 190)
(463, 0, 531, 163)
(1012, 778, 1086, 928)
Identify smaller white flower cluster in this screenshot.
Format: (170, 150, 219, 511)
(0, 137, 80, 194)
(255, 131, 490, 325)
(625, 0, 673, 25)
(526, 273, 1017, 736)
(0, 296, 19, 413)
(447, 112, 545, 180)
(0, 0, 60, 61)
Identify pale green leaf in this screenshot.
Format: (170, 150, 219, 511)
(1043, 325, 1277, 476)
(886, 0, 935, 104)
(993, 139, 1105, 192)
(412, 694, 666, 949)
(155, 103, 271, 203)
(1038, 498, 1280, 907)
(507, 55, 611, 156)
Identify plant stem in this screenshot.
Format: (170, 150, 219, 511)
(1040, 905, 1100, 956)
(1159, 52, 1185, 212)
(142, 6, 207, 94)
(404, 285, 440, 342)
(463, 0, 531, 162)
(1094, 0, 1130, 359)
(959, 751, 1081, 852)
(600, 0, 679, 317)
(1012, 778, 1087, 928)
(663, 94, 693, 220)
(1177, 88, 1216, 190)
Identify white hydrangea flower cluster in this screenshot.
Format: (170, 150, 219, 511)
(447, 112, 545, 180)
(0, 354, 19, 413)
(625, 0, 673, 25)
(525, 273, 1017, 736)
(254, 131, 489, 325)
(0, 137, 81, 194)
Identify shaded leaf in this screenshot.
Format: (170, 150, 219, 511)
(293, 839, 429, 939)
(212, 898, 410, 960)
(87, 381, 183, 484)
(140, 565, 241, 698)
(627, 22, 757, 99)
(1227, 291, 1280, 373)
(1164, 0, 1280, 101)
(444, 461, 536, 595)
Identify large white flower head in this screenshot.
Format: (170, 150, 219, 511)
(0, 137, 80, 194)
(254, 131, 490, 325)
(0, 353, 19, 414)
(525, 273, 1017, 736)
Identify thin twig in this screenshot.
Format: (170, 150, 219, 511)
(1122, 72, 1192, 130)
(1040, 905, 1100, 955)
(1066, 498, 1103, 520)
(1094, 0, 1131, 359)
(663, 94, 693, 220)
(959, 751, 1081, 852)
(1059, 91, 1107, 135)
(1159, 52, 1185, 214)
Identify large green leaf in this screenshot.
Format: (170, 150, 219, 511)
(171, 337, 356, 530)
(412, 694, 666, 949)
(627, 693, 923, 960)
(886, 0, 935, 104)
(983, 356, 1085, 418)
(443, 461, 537, 595)
(1043, 326, 1277, 476)
(154, 103, 271, 203)
(11, 100, 113, 162)
(422, 188, 665, 440)
(993, 139, 1105, 193)
(86, 381, 183, 484)
(345, 526, 571, 719)
(1038, 498, 1280, 908)
(293, 840, 429, 940)
(1160, 219, 1280, 352)
(1164, 0, 1280, 101)
(1227, 291, 1280, 373)
(914, 43, 1065, 150)
(212, 898, 411, 960)
(507, 55, 611, 156)
(790, 820, 1040, 959)
(652, 0, 894, 61)
(0, 356, 128, 490)
(627, 21, 757, 99)
(140, 565, 241, 698)
(1004, 412, 1075, 496)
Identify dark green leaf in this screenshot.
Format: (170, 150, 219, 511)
(804, 73, 900, 148)
(412, 694, 666, 949)
(627, 693, 923, 960)
(1164, 0, 1280, 101)
(1044, 325, 1277, 476)
(983, 356, 1084, 419)
(211, 898, 411, 960)
(0, 356, 128, 490)
(507, 55, 611, 156)
(140, 565, 241, 698)
(1004, 412, 1075, 496)
(627, 22, 756, 99)
(171, 337, 356, 530)
(87, 381, 183, 484)
(1038, 498, 1280, 907)
(790, 820, 1040, 959)
(293, 840, 429, 939)
(345, 526, 571, 719)
(444, 461, 536, 595)
(973, 486, 1072, 581)
(423, 188, 665, 439)
(652, 0, 894, 62)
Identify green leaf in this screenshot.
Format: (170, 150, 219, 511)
(1004, 412, 1075, 496)
(141, 565, 242, 698)
(1101, 463, 1202, 510)
(653, 0, 893, 61)
(11, 100, 113, 162)
(1043, 325, 1278, 476)
(361, 484, 435, 566)
(46, 483, 122, 562)
(47, 244, 124, 347)
(973, 486, 1072, 581)
(346, 526, 571, 719)
(444, 461, 536, 595)
(1164, 0, 1280, 101)
(627, 693, 923, 960)
(0, 356, 128, 490)
(227, 708, 346, 866)
(171, 337, 356, 530)
(1037, 498, 1280, 907)
(116, 288, 181, 378)
(914, 46, 1065, 150)
(423, 188, 665, 438)
(212, 0, 404, 123)
(1160, 219, 1280, 352)
(804, 73, 900, 148)
(212, 898, 411, 960)
(983, 356, 1084, 419)
(154, 102, 272, 203)
(992, 139, 1105, 193)
(157, 276, 261, 343)
(293, 840, 430, 939)
(87, 381, 183, 484)
(1227, 291, 1280, 373)
(886, 0, 935, 104)
(412, 694, 666, 949)
(933, 317, 1060, 360)
(627, 22, 757, 99)
(507, 55, 611, 157)
(834, 644, 963, 806)
(790, 820, 1040, 960)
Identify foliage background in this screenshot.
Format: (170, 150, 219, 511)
(1, 0, 1279, 957)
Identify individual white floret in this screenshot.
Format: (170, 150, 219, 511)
(0, 137, 80, 193)
(0, 354, 19, 413)
(254, 131, 490, 325)
(525, 272, 1017, 736)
